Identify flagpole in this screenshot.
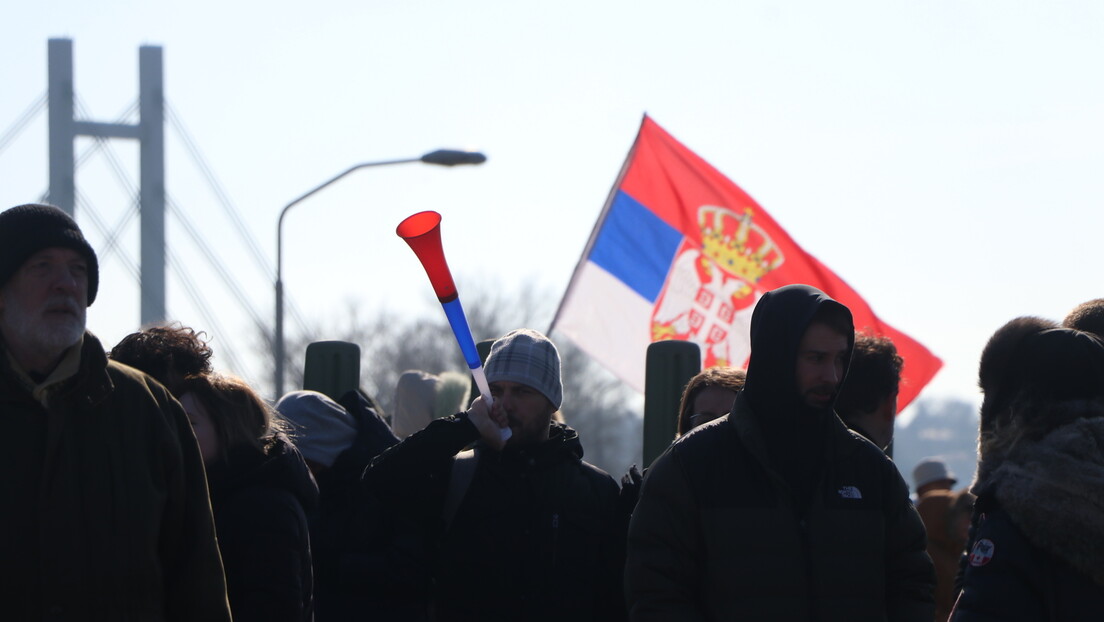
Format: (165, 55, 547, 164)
(547, 113, 651, 336)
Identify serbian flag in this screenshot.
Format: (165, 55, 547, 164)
(550, 115, 941, 410)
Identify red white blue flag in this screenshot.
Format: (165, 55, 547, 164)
(550, 115, 941, 410)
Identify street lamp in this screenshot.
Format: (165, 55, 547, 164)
(274, 149, 486, 397)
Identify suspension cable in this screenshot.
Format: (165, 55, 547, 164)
(164, 249, 248, 373)
(60, 97, 317, 375)
(0, 92, 48, 156)
(165, 101, 312, 334)
(79, 136, 141, 259)
(165, 103, 273, 275)
(165, 197, 270, 332)
(74, 189, 142, 283)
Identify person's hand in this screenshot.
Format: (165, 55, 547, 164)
(617, 464, 645, 522)
(467, 395, 509, 450)
(621, 463, 643, 489)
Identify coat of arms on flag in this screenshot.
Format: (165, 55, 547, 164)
(550, 114, 941, 410)
(651, 204, 784, 370)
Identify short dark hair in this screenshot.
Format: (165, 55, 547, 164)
(1063, 298, 1104, 339)
(677, 366, 746, 436)
(109, 323, 213, 395)
(835, 333, 902, 418)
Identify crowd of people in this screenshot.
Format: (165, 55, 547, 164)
(2, 201, 1102, 621)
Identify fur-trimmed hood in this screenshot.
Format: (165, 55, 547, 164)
(973, 400, 1104, 585)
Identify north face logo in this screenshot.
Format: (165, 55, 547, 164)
(837, 486, 862, 499)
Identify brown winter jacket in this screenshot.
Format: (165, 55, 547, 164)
(916, 489, 969, 621)
(0, 333, 231, 621)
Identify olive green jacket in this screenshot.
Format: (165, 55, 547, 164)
(0, 332, 231, 621)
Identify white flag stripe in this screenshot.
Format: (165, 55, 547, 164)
(554, 261, 657, 393)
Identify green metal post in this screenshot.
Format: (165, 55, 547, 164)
(643, 340, 701, 467)
(302, 340, 361, 402)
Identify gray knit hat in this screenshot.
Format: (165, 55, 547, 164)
(484, 328, 562, 409)
(0, 203, 99, 305)
(275, 390, 358, 468)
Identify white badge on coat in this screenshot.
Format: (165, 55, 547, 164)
(969, 538, 995, 567)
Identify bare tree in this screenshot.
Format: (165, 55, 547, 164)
(264, 276, 643, 476)
(557, 340, 644, 475)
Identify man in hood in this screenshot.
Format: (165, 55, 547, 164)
(626, 284, 934, 621)
(363, 328, 627, 621)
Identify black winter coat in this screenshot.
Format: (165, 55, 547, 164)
(627, 395, 935, 621)
(206, 434, 318, 622)
(307, 390, 427, 622)
(952, 409, 1104, 621)
(363, 413, 627, 622)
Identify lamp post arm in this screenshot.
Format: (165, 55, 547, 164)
(272, 151, 484, 398)
(276, 158, 421, 282)
(274, 158, 420, 397)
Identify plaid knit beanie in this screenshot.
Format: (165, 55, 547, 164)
(0, 203, 99, 305)
(484, 328, 562, 409)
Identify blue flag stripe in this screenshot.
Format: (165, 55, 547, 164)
(588, 190, 683, 303)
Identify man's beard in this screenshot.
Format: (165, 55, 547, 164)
(801, 384, 838, 410)
(1, 295, 86, 358)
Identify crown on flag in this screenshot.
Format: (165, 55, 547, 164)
(699, 205, 785, 285)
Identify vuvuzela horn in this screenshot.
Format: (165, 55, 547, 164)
(396, 210, 510, 442)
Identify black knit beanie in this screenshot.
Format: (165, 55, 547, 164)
(0, 203, 99, 305)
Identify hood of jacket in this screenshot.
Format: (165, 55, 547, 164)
(975, 402, 1104, 585)
(314, 389, 399, 495)
(742, 284, 854, 416)
(739, 285, 854, 509)
(207, 433, 320, 513)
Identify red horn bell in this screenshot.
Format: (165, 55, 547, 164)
(397, 210, 457, 302)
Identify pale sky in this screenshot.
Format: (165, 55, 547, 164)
(3, 1, 1103, 414)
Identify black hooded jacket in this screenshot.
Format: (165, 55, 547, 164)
(363, 413, 626, 622)
(305, 390, 423, 622)
(205, 434, 319, 622)
(626, 285, 934, 621)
